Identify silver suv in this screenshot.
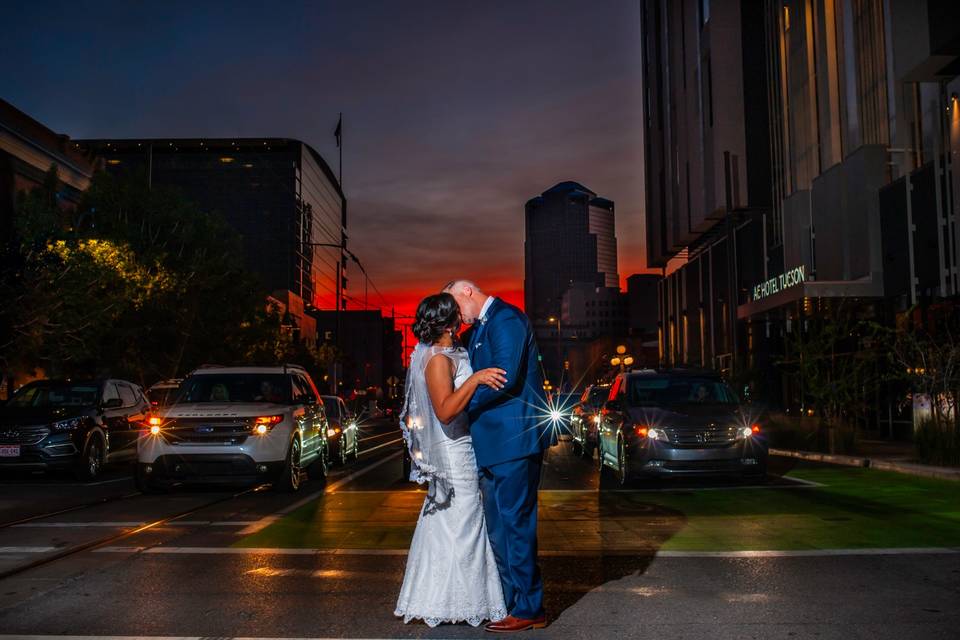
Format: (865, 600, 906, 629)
(136, 365, 329, 492)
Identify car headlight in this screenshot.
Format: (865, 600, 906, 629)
(51, 418, 84, 432)
(737, 425, 760, 439)
(647, 427, 668, 441)
(593, 415, 602, 425)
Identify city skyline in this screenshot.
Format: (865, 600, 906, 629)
(0, 1, 652, 324)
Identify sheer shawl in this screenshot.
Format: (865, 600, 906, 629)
(399, 343, 465, 509)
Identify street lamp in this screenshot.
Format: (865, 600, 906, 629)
(548, 316, 562, 390)
(610, 344, 635, 373)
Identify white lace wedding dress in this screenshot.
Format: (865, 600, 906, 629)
(394, 346, 507, 627)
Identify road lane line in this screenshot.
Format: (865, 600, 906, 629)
(357, 436, 403, 456)
(91, 545, 960, 557)
(12, 522, 144, 528)
(11, 521, 258, 528)
(654, 547, 960, 558)
(0, 546, 58, 553)
(237, 449, 402, 535)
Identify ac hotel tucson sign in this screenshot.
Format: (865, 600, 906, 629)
(751, 265, 806, 302)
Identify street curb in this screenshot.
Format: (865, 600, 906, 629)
(770, 448, 960, 481)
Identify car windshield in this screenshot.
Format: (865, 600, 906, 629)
(588, 388, 609, 405)
(176, 374, 292, 404)
(149, 387, 179, 407)
(322, 398, 340, 418)
(7, 383, 100, 408)
(626, 376, 738, 407)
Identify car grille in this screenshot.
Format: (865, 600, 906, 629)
(0, 425, 49, 445)
(163, 418, 251, 445)
(661, 426, 738, 447)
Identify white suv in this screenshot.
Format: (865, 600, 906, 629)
(136, 365, 329, 492)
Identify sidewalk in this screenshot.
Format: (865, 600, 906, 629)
(770, 442, 960, 481)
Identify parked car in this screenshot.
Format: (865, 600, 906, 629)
(570, 383, 610, 458)
(0, 379, 149, 480)
(136, 365, 329, 492)
(597, 369, 767, 486)
(321, 395, 359, 465)
(147, 378, 183, 409)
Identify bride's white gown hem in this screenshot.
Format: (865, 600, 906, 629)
(394, 346, 507, 628)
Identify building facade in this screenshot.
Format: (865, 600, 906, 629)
(311, 309, 403, 396)
(75, 138, 347, 345)
(646, 0, 960, 427)
(524, 181, 619, 326)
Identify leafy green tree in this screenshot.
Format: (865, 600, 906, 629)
(1, 168, 337, 388)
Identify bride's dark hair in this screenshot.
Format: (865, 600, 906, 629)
(413, 293, 461, 344)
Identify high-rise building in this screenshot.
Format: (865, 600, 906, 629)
(644, 0, 960, 422)
(75, 138, 346, 345)
(524, 181, 618, 327)
(642, 0, 771, 375)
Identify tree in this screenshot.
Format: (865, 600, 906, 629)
(777, 301, 885, 453)
(889, 304, 960, 465)
(1, 168, 331, 387)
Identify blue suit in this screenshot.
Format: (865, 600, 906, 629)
(467, 298, 554, 619)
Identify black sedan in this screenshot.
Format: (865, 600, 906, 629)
(569, 384, 610, 459)
(321, 395, 360, 465)
(597, 369, 767, 486)
(0, 379, 149, 480)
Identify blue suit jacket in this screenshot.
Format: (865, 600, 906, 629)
(467, 298, 555, 468)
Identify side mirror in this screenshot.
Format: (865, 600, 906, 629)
(101, 397, 122, 410)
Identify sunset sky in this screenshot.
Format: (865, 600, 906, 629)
(2, 1, 649, 331)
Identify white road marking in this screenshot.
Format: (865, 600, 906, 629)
(0, 546, 58, 553)
(654, 547, 960, 558)
(356, 437, 403, 456)
(0, 636, 413, 640)
(92, 545, 960, 558)
(11, 521, 258, 528)
(237, 449, 402, 535)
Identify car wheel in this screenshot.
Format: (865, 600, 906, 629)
(339, 438, 348, 466)
(307, 441, 329, 483)
(135, 464, 164, 494)
(75, 434, 104, 481)
(350, 433, 360, 460)
(617, 437, 630, 487)
(275, 438, 303, 492)
(571, 435, 583, 457)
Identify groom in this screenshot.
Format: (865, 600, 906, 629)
(444, 280, 555, 632)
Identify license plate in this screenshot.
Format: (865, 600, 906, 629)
(0, 445, 20, 457)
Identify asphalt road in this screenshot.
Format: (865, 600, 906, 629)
(0, 421, 957, 639)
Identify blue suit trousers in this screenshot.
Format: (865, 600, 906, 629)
(479, 452, 544, 619)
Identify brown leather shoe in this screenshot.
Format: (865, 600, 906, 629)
(485, 614, 547, 633)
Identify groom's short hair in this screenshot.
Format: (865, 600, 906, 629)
(442, 279, 481, 293)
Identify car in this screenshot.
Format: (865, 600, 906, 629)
(0, 378, 149, 480)
(321, 395, 360, 465)
(597, 369, 767, 487)
(147, 378, 183, 409)
(136, 365, 329, 493)
(549, 392, 579, 439)
(569, 384, 610, 458)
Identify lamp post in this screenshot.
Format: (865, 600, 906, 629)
(609, 344, 635, 374)
(548, 316, 562, 390)
(301, 241, 369, 394)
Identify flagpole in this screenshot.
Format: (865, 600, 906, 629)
(338, 112, 342, 190)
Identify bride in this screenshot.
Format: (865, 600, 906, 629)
(394, 292, 508, 627)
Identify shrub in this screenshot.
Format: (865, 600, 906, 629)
(914, 418, 960, 467)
